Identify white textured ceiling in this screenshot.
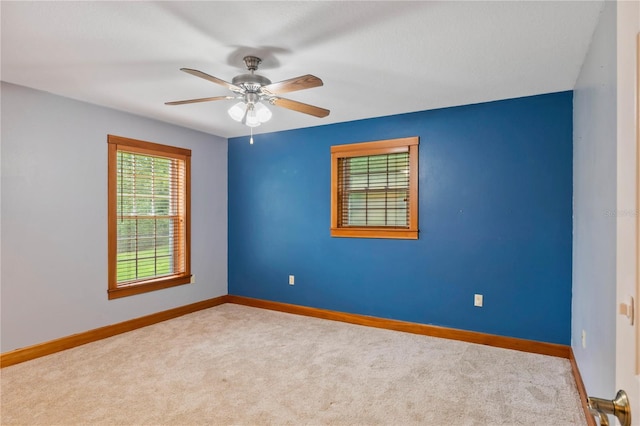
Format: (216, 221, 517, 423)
(1, 1, 604, 138)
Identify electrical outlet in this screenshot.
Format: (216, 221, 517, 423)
(581, 330, 586, 349)
(190, 275, 196, 283)
(474, 294, 483, 307)
(289, 275, 295, 285)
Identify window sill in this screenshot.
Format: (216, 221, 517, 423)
(108, 274, 192, 300)
(330, 227, 418, 240)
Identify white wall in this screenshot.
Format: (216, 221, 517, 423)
(0, 82, 228, 353)
(572, 0, 616, 397)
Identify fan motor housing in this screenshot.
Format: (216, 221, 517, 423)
(232, 74, 271, 92)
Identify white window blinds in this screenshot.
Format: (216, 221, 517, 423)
(337, 152, 410, 228)
(116, 150, 187, 283)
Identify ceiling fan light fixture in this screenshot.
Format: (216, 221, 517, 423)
(168, 56, 329, 132)
(228, 102, 246, 122)
(245, 105, 261, 127)
(254, 101, 272, 123)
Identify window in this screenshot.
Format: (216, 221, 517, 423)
(331, 137, 419, 239)
(107, 135, 191, 299)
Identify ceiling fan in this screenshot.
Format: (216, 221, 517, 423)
(166, 56, 330, 128)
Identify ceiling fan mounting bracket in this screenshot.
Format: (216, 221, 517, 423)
(243, 56, 261, 72)
(232, 56, 271, 92)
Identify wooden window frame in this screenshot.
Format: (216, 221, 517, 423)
(331, 137, 419, 239)
(107, 135, 192, 300)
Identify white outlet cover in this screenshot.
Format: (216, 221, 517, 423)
(474, 294, 483, 307)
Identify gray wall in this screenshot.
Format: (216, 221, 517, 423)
(1, 82, 228, 352)
(572, 1, 616, 396)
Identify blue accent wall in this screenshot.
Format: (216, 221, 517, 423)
(228, 91, 573, 345)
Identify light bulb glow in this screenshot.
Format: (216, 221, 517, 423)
(229, 100, 271, 128)
(228, 102, 246, 122)
(245, 105, 261, 127)
(254, 102, 272, 123)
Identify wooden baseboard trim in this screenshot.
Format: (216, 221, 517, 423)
(226, 295, 571, 358)
(1, 294, 572, 369)
(570, 348, 597, 426)
(3, 292, 589, 425)
(0, 295, 230, 368)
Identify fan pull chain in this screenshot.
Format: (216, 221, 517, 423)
(250, 127, 254, 145)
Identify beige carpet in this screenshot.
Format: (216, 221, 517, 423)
(1, 304, 586, 425)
